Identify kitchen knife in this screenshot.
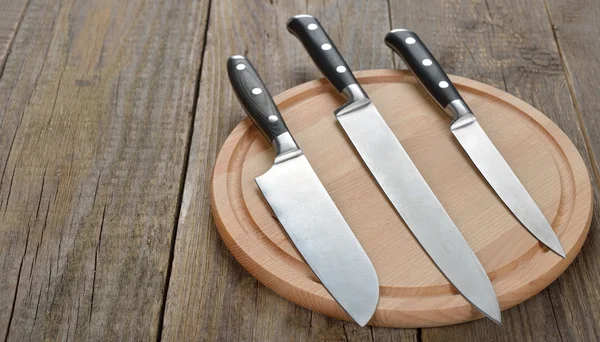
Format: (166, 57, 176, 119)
(287, 15, 501, 323)
(227, 56, 379, 326)
(385, 29, 566, 258)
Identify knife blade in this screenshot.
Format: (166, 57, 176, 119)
(287, 15, 501, 323)
(227, 55, 379, 326)
(385, 29, 566, 258)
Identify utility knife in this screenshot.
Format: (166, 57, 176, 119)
(385, 29, 566, 258)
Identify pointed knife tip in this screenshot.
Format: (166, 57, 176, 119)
(350, 309, 375, 327)
(339, 275, 379, 327)
(488, 314, 502, 325)
(544, 237, 566, 258)
(346, 287, 379, 327)
(462, 285, 502, 326)
(554, 246, 567, 259)
(355, 319, 368, 328)
(478, 300, 502, 325)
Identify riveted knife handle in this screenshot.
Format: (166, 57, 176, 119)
(385, 29, 469, 111)
(287, 15, 359, 93)
(227, 56, 289, 142)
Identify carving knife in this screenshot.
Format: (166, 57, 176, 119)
(227, 56, 379, 326)
(385, 29, 566, 258)
(287, 15, 501, 323)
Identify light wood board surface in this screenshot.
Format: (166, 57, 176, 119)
(211, 69, 592, 328)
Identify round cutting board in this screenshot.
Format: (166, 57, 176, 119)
(210, 70, 592, 327)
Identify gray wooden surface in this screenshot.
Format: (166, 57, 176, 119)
(0, 0, 598, 341)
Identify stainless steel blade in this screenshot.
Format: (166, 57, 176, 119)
(256, 152, 379, 326)
(336, 99, 500, 323)
(451, 114, 566, 257)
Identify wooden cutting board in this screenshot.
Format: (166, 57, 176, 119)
(210, 70, 592, 328)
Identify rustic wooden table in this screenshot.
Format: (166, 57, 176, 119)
(1, 0, 598, 341)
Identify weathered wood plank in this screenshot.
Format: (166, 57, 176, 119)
(0, 0, 209, 340)
(0, 0, 28, 74)
(162, 0, 418, 341)
(160, 1, 309, 340)
(371, 327, 419, 342)
(389, 0, 596, 340)
(543, 0, 600, 340)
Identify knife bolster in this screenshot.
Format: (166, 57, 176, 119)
(333, 85, 369, 117)
(341, 84, 368, 102)
(273, 132, 302, 164)
(445, 99, 473, 121)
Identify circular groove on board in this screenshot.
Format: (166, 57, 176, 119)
(210, 70, 592, 327)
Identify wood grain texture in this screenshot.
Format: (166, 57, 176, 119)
(0, 0, 28, 73)
(544, 0, 600, 340)
(0, 0, 597, 340)
(160, 1, 310, 340)
(388, 0, 599, 340)
(211, 69, 592, 327)
(0, 0, 209, 340)
(160, 0, 413, 341)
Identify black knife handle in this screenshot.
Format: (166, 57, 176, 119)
(385, 29, 468, 110)
(287, 15, 359, 93)
(227, 56, 290, 142)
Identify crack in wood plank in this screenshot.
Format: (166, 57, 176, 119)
(156, 1, 214, 342)
(543, 0, 600, 189)
(539, 0, 600, 340)
(0, 0, 32, 81)
(3, 216, 31, 342)
(0, 0, 211, 339)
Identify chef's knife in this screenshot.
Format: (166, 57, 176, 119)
(227, 55, 379, 326)
(287, 15, 501, 323)
(385, 29, 566, 258)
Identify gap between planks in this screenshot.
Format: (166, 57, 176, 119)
(0, 0, 32, 81)
(542, 0, 600, 189)
(156, 0, 214, 341)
